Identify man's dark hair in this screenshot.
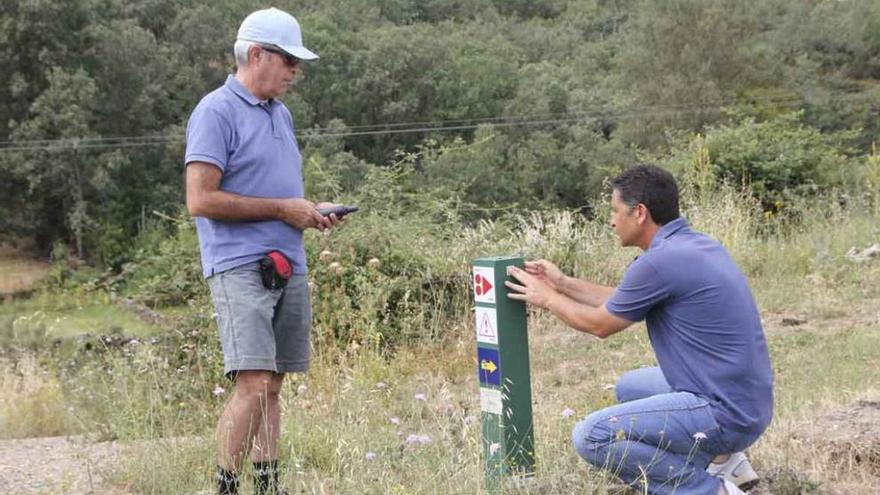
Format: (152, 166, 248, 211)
(610, 163, 680, 225)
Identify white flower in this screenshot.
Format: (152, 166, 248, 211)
(414, 393, 427, 402)
(561, 407, 575, 418)
(693, 432, 707, 441)
(365, 452, 377, 460)
(212, 385, 226, 396)
(404, 434, 432, 446)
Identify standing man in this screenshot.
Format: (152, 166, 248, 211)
(506, 164, 773, 495)
(185, 8, 340, 495)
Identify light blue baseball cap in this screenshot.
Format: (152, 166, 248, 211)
(237, 7, 319, 61)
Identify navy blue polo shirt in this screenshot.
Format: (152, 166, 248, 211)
(185, 75, 306, 278)
(606, 217, 774, 434)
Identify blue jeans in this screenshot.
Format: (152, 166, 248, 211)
(571, 367, 761, 495)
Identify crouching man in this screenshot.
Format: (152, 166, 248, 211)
(506, 164, 773, 494)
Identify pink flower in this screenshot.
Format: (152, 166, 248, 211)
(561, 408, 575, 418)
(489, 442, 501, 455)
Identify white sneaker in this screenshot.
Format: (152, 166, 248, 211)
(720, 477, 747, 495)
(707, 451, 759, 489)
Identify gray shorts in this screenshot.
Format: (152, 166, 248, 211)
(207, 262, 311, 376)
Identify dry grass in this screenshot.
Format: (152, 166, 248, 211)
(0, 246, 51, 297)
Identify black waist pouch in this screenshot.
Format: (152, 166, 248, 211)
(259, 251, 292, 290)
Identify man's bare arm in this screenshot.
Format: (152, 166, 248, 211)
(556, 276, 616, 307)
(186, 162, 328, 230)
(506, 266, 631, 339)
(545, 294, 632, 339)
(523, 260, 615, 307)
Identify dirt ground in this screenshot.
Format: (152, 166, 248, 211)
(0, 436, 128, 495)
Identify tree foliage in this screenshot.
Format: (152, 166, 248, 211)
(0, 0, 878, 264)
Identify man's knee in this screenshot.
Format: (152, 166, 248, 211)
(571, 412, 614, 467)
(233, 370, 281, 401)
(614, 367, 668, 403)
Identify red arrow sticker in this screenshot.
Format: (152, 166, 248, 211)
(474, 274, 493, 296)
(473, 266, 496, 303)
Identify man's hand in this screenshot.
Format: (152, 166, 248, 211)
(524, 259, 566, 291)
(278, 198, 326, 231)
(505, 265, 560, 309)
(315, 202, 346, 230)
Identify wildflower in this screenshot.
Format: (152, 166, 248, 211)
(297, 384, 307, 395)
(414, 393, 427, 402)
(561, 408, 575, 418)
(405, 434, 432, 446)
(693, 432, 707, 441)
(365, 452, 377, 461)
(489, 442, 501, 455)
(319, 250, 334, 262)
(389, 416, 401, 426)
(375, 382, 388, 390)
(213, 385, 226, 396)
(128, 339, 139, 346)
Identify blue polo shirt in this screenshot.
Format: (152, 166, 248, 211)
(606, 217, 773, 434)
(185, 75, 307, 278)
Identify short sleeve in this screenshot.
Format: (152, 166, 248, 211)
(605, 257, 670, 322)
(185, 100, 232, 170)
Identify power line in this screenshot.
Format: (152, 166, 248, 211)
(0, 92, 861, 154)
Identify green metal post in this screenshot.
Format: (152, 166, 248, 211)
(473, 256, 535, 493)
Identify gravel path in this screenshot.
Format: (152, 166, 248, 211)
(0, 436, 128, 495)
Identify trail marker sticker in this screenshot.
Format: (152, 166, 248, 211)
(480, 387, 503, 415)
(473, 266, 496, 304)
(477, 347, 501, 386)
(475, 307, 499, 345)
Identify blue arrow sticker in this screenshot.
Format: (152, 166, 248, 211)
(477, 347, 501, 386)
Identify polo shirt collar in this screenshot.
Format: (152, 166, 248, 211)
(225, 74, 270, 107)
(649, 217, 689, 249)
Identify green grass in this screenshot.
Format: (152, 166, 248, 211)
(0, 291, 162, 344)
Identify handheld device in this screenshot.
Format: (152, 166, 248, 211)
(317, 204, 359, 218)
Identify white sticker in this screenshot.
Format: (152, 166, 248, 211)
(480, 387, 503, 415)
(475, 307, 499, 345)
(473, 266, 496, 304)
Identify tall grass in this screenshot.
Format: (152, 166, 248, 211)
(2, 182, 880, 493)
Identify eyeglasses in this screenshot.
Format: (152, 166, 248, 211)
(259, 45, 300, 67)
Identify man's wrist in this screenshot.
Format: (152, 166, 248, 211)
(545, 291, 563, 313)
(556, 274, 571, 293)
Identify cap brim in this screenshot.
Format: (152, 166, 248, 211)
(279, 45, 319, 61)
